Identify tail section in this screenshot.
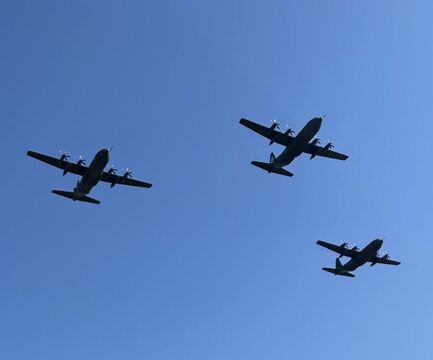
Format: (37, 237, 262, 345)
(322, 267, 339, 275)
(322, 258, 354, 277)
(250, 161, 294, 177)
(335, 257, 343, 271)
(52, 190, 101, 204)
(270, 152, 276, 164)
(322, 266, 355, 278)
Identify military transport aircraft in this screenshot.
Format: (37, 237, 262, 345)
(239, 117, 348, 177)
(27, 148, 152, 204)
(316, 239, 400, 277)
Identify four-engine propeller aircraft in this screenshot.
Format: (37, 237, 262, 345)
(239, 117, 348, 177)
(316, 239, 400, 277)
(27, 148, 152, 204)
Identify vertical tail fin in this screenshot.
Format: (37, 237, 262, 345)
(270, 152, 276, 164)
(335, 257, 343, 271)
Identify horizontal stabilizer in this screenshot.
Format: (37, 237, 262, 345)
(52, 190, 100, 204)
(322, 267, 355, 278)
(250, 161, 293, 177)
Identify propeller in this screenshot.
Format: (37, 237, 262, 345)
(351, 246, 360, 252)
(106, 164, 117, 175)
(323, 139, 334, 150)
(309, 137, 324, 159)
(269, 119, 280, 130)
(107, 164, 118, 187)
(122, 168, 133, 179)
(311, 137, 321, 146)
(60, 150, 71, 175)
(76, 155, 86, 166)
(59, 150, 70, 162)
(269, 124, 294, 145)
(382, 254, 390, 260)
(284, 125, 295, 136)
(338, 242, 349, 258)
(110, 167, 133, 188)
(369, 251, 380, 266)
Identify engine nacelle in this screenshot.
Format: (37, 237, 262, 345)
(323, 142, 334, 151)
(59, 154, 69, 162)
(309, 138, 321, 159)
(269, 122, 280, 131)
(284, 128, 294, 136)
(338, 243, 348, 258)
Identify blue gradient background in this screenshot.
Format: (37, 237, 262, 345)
(1, 1, 432, 359)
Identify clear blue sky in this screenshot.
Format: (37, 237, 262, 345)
(1, 1, 432, 359)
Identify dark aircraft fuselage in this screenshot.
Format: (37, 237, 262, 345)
(272, 117, 322, 168)
(74, 149, 109, 197)
(340, 239, 383, 273)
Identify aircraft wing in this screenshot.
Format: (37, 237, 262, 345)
(369, 256, 401, 266)
(304, 143, 349, 161)
(316, 240, 359, 258)
(100, 172, 152, 188)
(239, 118, 294, 146)
(27, 150, 88, 176)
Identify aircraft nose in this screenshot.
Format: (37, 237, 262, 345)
(100, 148, 109, 159)
(310, 117, 322, 126)
(309, 117, 323, 127)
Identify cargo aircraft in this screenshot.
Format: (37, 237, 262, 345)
(27, 148, 152, 204)
(316, 239, 400, 277)
(239, 117, 348, 177)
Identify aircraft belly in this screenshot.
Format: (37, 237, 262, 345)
(278, 143, 303, 166)
(76, 181, 92, 195)
(343, 259, 359, 272)
(346, 253, 371, 271)
(78, 165, 104, 194)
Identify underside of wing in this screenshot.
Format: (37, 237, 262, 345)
(316, 240, 357, 258)
(239, 118, 293, 146)
(370, 257, 401, 266)
(304, 144, 349, 161)
(100, 172, 152, 188)
(27, 150, 88, 176)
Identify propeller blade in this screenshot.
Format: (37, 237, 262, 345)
(59, 150, 70, 161)
(311, 137, 321, 146)
(107, 165, 117, 175)
(269, 119, 280, 130)
(122, 168, 133, 178)
(284, 125, 295, 136)
(75, 155, 86, 166)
